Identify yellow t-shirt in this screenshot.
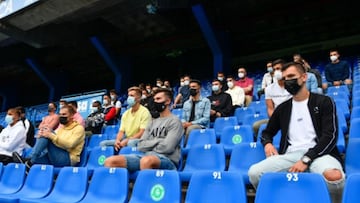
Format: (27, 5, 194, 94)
(120, 105, 151, 138)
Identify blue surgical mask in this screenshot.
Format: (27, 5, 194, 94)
(5, 115, 13, 125)
(212, 85, 220, 92)
(127, 96, 136, 107)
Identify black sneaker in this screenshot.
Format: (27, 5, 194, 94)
(12, 152, 26, 164)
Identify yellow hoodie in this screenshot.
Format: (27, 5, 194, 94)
(49, 121, 85, 165)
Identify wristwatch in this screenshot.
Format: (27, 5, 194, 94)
(301, 156, 312, 165)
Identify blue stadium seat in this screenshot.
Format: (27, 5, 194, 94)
(337, 127, 345, 153)
(220, 125, 253, 155)
(182, 128, 216, 155)
(333, 98, 350, 119)
(352, 97, 360, 108)
(129, 169, 181, 203)
(242, 113, 268, 128)
(345, 138, 360, 177)
(20, 167, 88, 203)
(185, 171, 247, 203)
(327, 85, 350, 97)
(326, 91, 350, 106)
(171, 108, 183, 119)
(87, 134, 108, 151)
(119, 146, 144, 155)
(0, 163, 26, 195)
(213, 116, 238, 139)
(337, 108, 348, 134)
(350, 106, 360, 121)
(78, 167, 128, 203)
(228, 142, 265, 184)
(342, 174, 360, 203)
(0, 165, 54, 203)
(255, 172, 331, 203)
(248, 100, 267, 114)
(0, 162, 3, 177)
(179, 144, 226, 181)
(234, 107, 255, 125)
(348, 118, 360, 139)
(86, 146, 114, 171)
(257, 124, 281, 149)
(102, 125, 120, 140)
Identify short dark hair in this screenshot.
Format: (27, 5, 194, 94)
(68, 100, 78, 108)
(153, 88, 174, 102)
(282, 62, 306, 74)
(93, 101, 101, 107)
(16, 106, 25, 114)
(212, 79, 221, 83)
(189, 79, 201, 86)
(109, 89, 117, 95)
(226, 75, 235, 80)
(272, 59, 286, 67)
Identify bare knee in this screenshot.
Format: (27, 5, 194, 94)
(323, 169, 343, 181)
(140, 155, 160, 170)
(104, 155, 126, 168)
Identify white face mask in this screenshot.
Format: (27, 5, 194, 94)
(227, 81, 234, 89)
(110, 95, 116, 100)
(238, 72, 245, 79)
(103, 99, 108, 105)
(218, 77, 224, 81)
(156, 83, 162, 87)
(184, 80, 190, 86)
(141, 95, 147, 99)
(330, 55, 338, 62)
(180, 82, 184, 86)
(212, 85, 220, 92)
(274, 70, 283, 80)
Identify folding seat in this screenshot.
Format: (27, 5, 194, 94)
(129, 169, 181, 203)
(0, 163, 26, 195)
(87, 133, 108, 152)
(119, 146, 144, 155)
(254, 172, 331, 203)
(86, 146, 114, 171)
(185, 171, 247, 203)
(333, 98, 350, 119)
(257, 124, 281, 149)
(348, 118, 360, 139)
(344, 138, 360, 177)
(213, 116, 238, 139)
(350, 106, 360, 121)
(20, 167, 88, 203)
(0, 162, 3, 177)
(326, 91, 350, 106)
(0, 164, 54, 203)
(242, 113, 268, 128)
(234, 107, 255, 125)
(353, 97, 360, 108)
(179, 144, 226, 181)
(342, 174, 360, 203)
(182, 128, 216, 155)
(102, 125, 120, 139)
(337, 108, 348, 134)
(78, 167, 128, 203)
(248, 100, 267, 114)
(337, 127, 346, 153)
(327, 85, 350, 97)
(171, 108, 183, 119)
(228, 142, 265, 184)
(220, 125, 253, 155)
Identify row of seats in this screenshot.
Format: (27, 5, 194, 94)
(1, 163, 360, 203)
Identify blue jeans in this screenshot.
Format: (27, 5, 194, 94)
(29, 137, 71, 167)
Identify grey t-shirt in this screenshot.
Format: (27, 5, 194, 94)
(137, 114, 184, 165)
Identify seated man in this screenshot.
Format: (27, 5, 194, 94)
(248, 62, 344, 203)
(207, 79, 233, 122)
(225, 75, 245, 113)
(104, 88, 184, 172)
(38, 102, 60, 132)
(100, 87, 151, 153)
(181, 79, 211, 144)
(236, 67, 254, 106)
(13, 105, 85, 169)
(323, 49, 352, 89)
(0, 107, 26, 165)
(173, 75, 191, 108)
(85, 100, 104, 135)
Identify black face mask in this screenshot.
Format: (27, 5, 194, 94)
(284, 78, 302, 95)
(48, 107, 54, 112)
(189, 88, 197, 96)
(59, 116, 69, 125)
(153, 101, 166, 113)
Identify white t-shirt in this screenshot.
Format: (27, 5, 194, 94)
(261, 72, 275, 89)
(112, 100, 122, 109)
(226, 86, 245, 106)
(265, 82, 292, 109)
(286, 98, 317, 153)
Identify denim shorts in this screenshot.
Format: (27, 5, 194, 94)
(124, 151, 177, 172)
